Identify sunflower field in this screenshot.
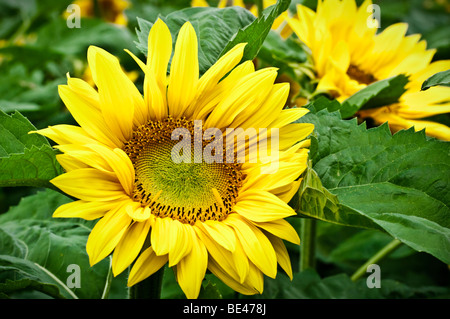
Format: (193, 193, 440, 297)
(0, 0, 449, 304)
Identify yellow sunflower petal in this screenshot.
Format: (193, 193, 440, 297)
(147, 18, 172, 93)
(53, 199, 119, 220)
(88, 46, 140, 142)
(86, 202, 132, 266)
(85, 144, 135, 196)
(251, 218, 300, 245)
(151, 217, 172, 256)
(58, 84, 121, 148)
(50, 168, 124, 202)
(198, 220, 237, 252)
(127, 247, 168, 287)
(168, 220, 193, 267)
(266, 233, 293, 280)
(224, 214, 277, 278)
(112, 219, 152, 276)
(234, 190, 296, 222)
(167, 21, 199, 118)
(176, 231, 208, 299)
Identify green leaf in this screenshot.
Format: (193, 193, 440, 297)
(340, 74, 409, 118)
(296, 99, 450, 264)
(0, 190, 111, 299)
(199, 280, 223, 299)
(297, 165, 379, 230)
(0, 110, 63, 188)
(135, 6, 256, 75)
(421, 69, 450, 91)
(0, 256, 69, 299)
(219, 0, 291, 63)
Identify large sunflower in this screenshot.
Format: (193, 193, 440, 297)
(288, 0, 450, 140)
(36, 19, 313, 298)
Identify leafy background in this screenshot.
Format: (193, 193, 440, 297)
(0, 0, 449, 299)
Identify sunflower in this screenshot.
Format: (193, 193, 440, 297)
(288, 0, 450, 140)
(191, 0, 292, 38)
(35, 19, 313, 298)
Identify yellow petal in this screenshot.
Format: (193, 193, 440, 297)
(89, 46, 139, 142)
(198, 220, 236, 252)
(168, 220, 193, 267)
(242, 83, 290, 130)
(53, 199, 119, 220)
(267, 233, 293, 280)
(56, 154, 88, 172)
(194, 60, 255, 121)
(176, 231, 208, 299)
(151, 217, 172, 255)
(278, 123, 315, 150)
(205, 68, 278, 129)
(127, 247, 168, 287)
(125, 202, 151, 222)
(251, 218, 300, 245)
(66, 77, 100, 110)
(185, 42, 246, 118)
(50, 168, 124, 201)
(224, 214, 277, 278)
(231, 241, 249, 284)
(86, 203, 132, 266)
(271, 179, 302, 203)
(234, 190, 296, 222)
(85, 144, 135, 196)
(112, 219, 151, 276)
(167, 21, 199, 118)
(147, 18, 172, 94)
(207, 258, 258, 295)
(58, 84, 121, 148)
(34, 124, 97, 146)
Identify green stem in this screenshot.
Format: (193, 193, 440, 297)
(299, 218, 317, 271)
(351, 238, 402, 282)
(101, 257, 113, 299)
(128, 265, 165, 299)
(255, 0, 264, 18)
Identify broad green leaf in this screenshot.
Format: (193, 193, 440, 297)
(296, 98, 450, 264)
(421, 69, 450, 91)
(0, 190, 110, 299)
(0, 256, 70, 299)
(219, 0, 291, 63)
(0, 110, 63, 188)
(199, 280, 223, 299)
(297, 164, 379, 230)
(135, 6, 256, 74)
(340, 74, 409, 118)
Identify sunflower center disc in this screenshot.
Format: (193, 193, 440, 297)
(123, 117, 245, 224)
(347, 64, 377, 85)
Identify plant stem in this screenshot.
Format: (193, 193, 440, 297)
(299, 218, 317, 271)
(255, 0, 264, 18)
(101, 257, 113, 299)
(128, 266, 165, 299)
(350, 238, 402, 282)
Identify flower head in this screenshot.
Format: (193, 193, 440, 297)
(288, 0, 450, 140)
(36, 19, 313, 298)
